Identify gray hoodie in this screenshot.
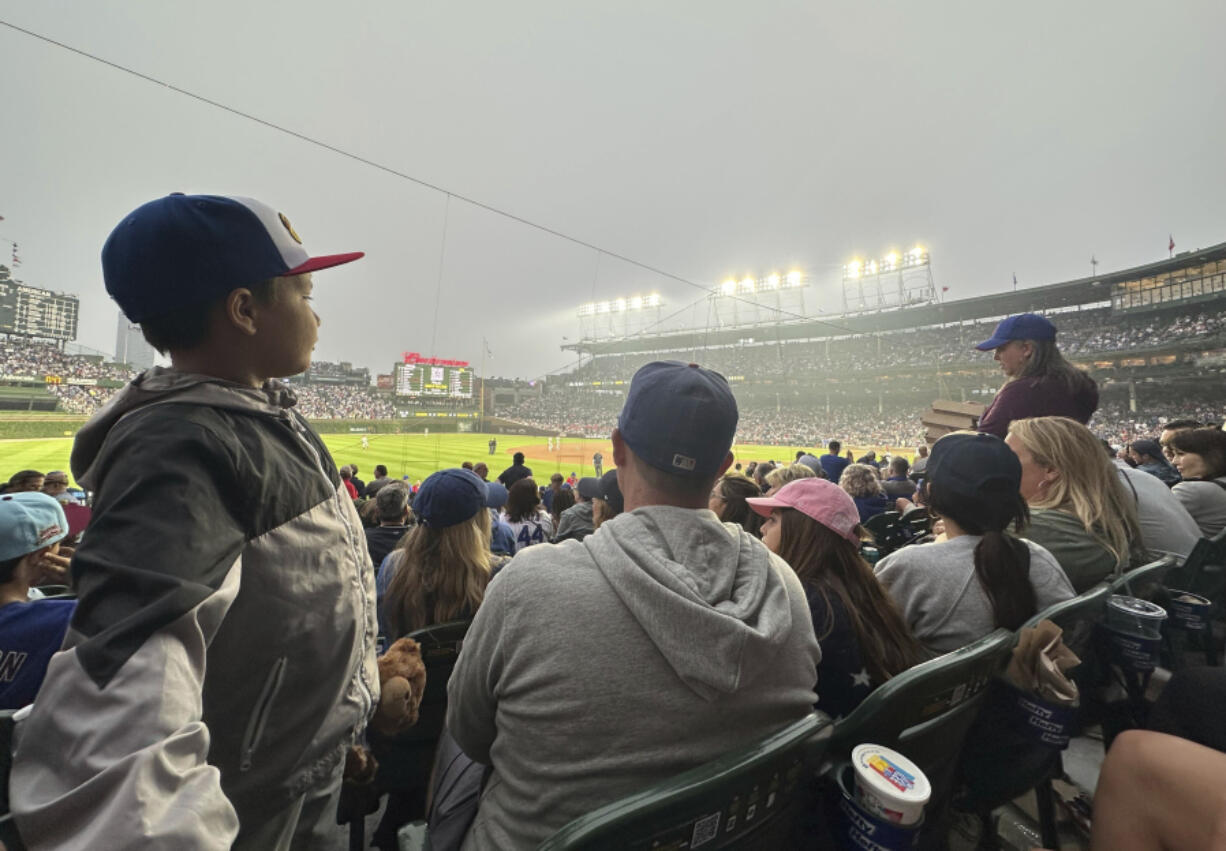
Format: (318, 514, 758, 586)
(446, 505, 820, 850)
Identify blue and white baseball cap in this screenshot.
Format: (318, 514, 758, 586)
(0, 492, 69, 561)
(103, 194, 364, 323)
(974, 313, 1057, 351)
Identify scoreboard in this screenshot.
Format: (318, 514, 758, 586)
(0, 281, 79, 341)
(394, 362, 474, 398)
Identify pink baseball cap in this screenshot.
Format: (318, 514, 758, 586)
(746, 478, 861, 545)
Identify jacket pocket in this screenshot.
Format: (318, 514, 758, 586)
(240, 655, 287, 772)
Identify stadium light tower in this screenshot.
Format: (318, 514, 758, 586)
(710, 269, 807, 328)
(577, 292, 663, 341)
(841, 245, 935, 314)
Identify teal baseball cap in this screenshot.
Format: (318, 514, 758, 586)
(0, 492, 69, 561)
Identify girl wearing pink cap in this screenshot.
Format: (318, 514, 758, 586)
(748, 479, 923, 719)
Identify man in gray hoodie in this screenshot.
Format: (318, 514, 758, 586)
(446, 361, 821, 850)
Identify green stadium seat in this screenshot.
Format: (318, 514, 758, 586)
(362, 620, 473, 849)
(538, 712, 833, 851)
(824, 628, 1015, 848)
(958, 582, 1112, 850)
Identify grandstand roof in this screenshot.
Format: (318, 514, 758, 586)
(566, 240, 1226, 356)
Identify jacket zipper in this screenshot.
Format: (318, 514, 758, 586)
(281, 411, 377, 713)
(240, 656, 287, 772)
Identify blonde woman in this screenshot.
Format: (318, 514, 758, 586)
(1005, 417, 1143, 592)
(764, 462, 817, 495)
(378, 468, 503, 640)
(839, 463, 890, 523)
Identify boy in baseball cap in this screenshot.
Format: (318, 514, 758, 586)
(12, 195, 378, 849)
(0, 493, 76, 710)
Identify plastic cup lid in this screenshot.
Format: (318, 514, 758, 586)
(851, 744, 931, 804)
(1108, 595, 1168, 620)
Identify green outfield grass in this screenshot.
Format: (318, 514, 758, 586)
(2, 432, 908, 489)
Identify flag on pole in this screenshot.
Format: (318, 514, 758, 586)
(941, 286, 949, 292)
(1169, 235, 1175, 255)
(1012, 273, 1017, 288)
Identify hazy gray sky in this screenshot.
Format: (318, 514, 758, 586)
(3, 2, 1224, 380)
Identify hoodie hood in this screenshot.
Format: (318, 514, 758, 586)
(72, 367, 298, 488)
(582, 505, 806, 700)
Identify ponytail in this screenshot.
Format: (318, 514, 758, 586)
(973, 530, 1037, 630)
(927, 483, 1039, 630)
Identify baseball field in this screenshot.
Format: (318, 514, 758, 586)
(0, 431, 905, 488)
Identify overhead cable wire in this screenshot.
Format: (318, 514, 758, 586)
(0, 18, 854, 334)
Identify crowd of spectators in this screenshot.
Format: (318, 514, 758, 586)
(0, 341, 136, 382)
(562, 305, 1226, 384)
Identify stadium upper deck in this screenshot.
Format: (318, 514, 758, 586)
(562, 241, 1226, 357)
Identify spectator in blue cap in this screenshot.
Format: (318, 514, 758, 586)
(446, 361, 820, 848)
(378, 468, 504, 641)
(974, 312, 1098, 438)
(0, 492, 76, 710)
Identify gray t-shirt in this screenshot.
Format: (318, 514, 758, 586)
(874, 535, 1074, 657)
(1117, 464, 1200, 559)
(1171, 478, 1226, 538)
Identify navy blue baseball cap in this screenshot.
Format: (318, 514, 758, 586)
(974, 313, 1057, 351)
(102, 194, 364, 323)
(597, 469, 624, 514)
(412, 469, 486, 529)
(484, 481, 509, 509)
(926, 433, 1021, 500)
(617, 361, 738, 478)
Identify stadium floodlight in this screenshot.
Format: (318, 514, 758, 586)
(576, 292, 663, 319)
(868, 260, 878, 275)
(845, 260, 862, 279)
(721, 279, 737, 296)
(765, 273, 781, 290)
(884, 251, 899, 271)
(739, 277, 756, 293)
(786, 270, 802, 287)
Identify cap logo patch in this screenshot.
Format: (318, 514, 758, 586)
(672, 454, 697, 471)
(278, 212, 303, 244)
(37, 524, 63, 544)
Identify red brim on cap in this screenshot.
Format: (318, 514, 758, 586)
(284, 251, 365, 276)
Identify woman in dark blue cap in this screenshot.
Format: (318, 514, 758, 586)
(973, 312, 1098, 438)
(379, 468, 508, 640)
(873, 432, 1074, 656)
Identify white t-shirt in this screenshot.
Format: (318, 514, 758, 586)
(500, 511, 555, 553)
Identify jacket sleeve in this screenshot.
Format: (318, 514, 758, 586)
(445, 567, 516, 764)
(975, 382, 1017, 438)
(11, 417, 247, 850)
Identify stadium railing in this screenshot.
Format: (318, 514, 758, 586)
(537, 712, 832, 851)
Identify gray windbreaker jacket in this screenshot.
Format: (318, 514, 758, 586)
(446, 505, 821, 850)
(11, 368, 379, 849)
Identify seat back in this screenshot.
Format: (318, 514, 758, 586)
(1166, 527, 1226, 598)
(404, 620, 472, 744)
(827, 629, 1015, 807)
(1110, 554, 1178, 600)
(1025, 581, 1113, 670)
(538, 713, 832, 851)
